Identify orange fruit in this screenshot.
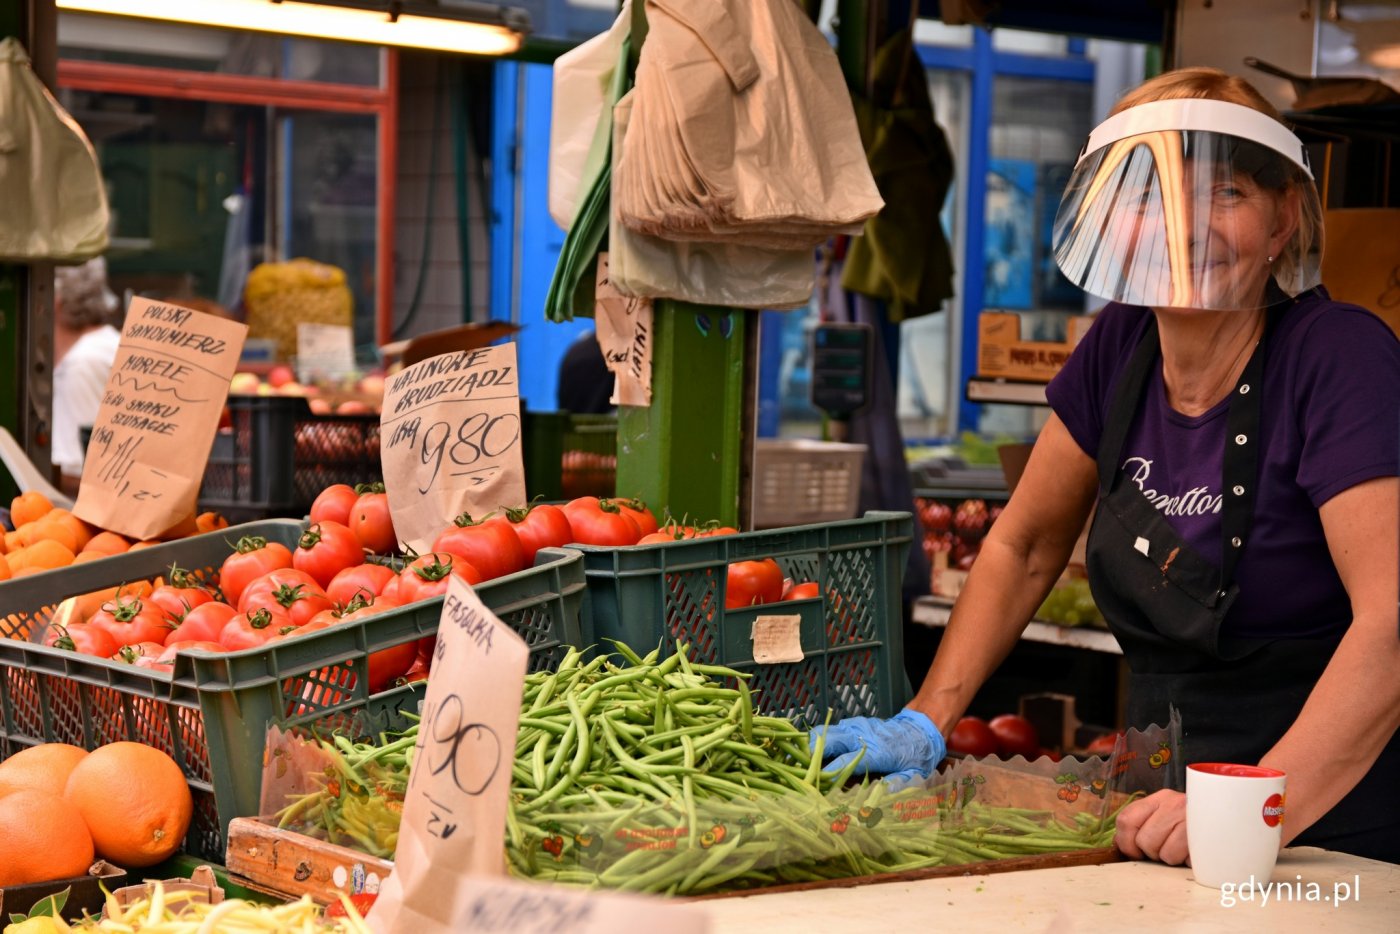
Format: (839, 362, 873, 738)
(11, 491, 53, 527)
(65, 742, 192, 867)
(13, 539, 75, 572)
(0, 789, 95, 886)
(28, 516, 79, 553)
(82, 530, 131, 556)
(0, 743, 89, 799)
(0, 553, 9, 582)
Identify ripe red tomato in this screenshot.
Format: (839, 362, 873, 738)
(326, 563, 397, 606)
(113, 641, 171, 671)
(725, 559, 785, 609)
(988, 714, 1041, 760)
(87, 595, 172, 647)
(292, 521, 365, 588)
(611, 498, 659, 536)
(242, 580, 334, 628)
(561, 499, 641, 547)
(396, 553, 483, 604)
(310, 483, 359, 526)
(1084, 731, 1124, 756)
(44, 622, 118, 658)
(237, 568, 325, 613)
(219, 536, 295, 605)
(165, 602, 239, 645)
(783, 581, 821, 601)
(308, 592, 402, 627)
(349, 486, 397, 554)
(502, 502, 574, 564)
(146, 567, 214, 623)
(433, 514, 525, 580)
(367, 642, 419, 693)
(947, 716, 1000, 758)
(637, 528, 689, 545)
(220, 606, 294, 651)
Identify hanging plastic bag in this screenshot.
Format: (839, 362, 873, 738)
(609, 91, 814, 309)
(549, 0, 631, 229)
(0, 38, 109, 262)
(614, 0, 883, 248)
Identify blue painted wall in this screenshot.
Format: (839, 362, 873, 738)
(491, 60, 592, 411)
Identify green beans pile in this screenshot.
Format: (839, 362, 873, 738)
(275, 642, 1125, 895)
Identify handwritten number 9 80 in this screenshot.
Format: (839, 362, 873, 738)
(419, 412, 521, 494)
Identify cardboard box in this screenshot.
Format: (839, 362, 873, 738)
(978, 313, 1095, 382)
(0, 862, 125, 921)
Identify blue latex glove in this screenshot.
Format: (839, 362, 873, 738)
(810, 708, 946, 790)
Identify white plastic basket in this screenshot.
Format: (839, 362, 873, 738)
(752, 439, 867, 529)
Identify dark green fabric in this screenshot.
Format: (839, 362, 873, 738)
(841, 29, 956, 322)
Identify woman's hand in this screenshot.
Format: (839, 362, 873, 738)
(1115, 789, 1189, 865)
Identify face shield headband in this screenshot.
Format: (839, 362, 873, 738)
(1052, 99, 1323, 311)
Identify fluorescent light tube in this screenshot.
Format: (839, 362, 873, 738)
(57, 0, 525, 56)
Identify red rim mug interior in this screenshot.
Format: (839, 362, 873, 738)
(1189, 763, 1286, 779)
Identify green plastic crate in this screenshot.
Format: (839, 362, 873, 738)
(569, 511, 914, 728)
(0, 520, 585, 862)
(522, 410, 617, 501)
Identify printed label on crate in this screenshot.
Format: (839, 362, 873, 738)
(369, 575, 529, 931)
(594, 253, 653, 407)
(380, 344, 527, 552)
(296, 323, 356, 384)
(751, 615, 804, 664)
(74, 297, 248, 540)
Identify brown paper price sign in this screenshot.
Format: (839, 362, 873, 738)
(73, 297, 247, 540)
(594, 253, 653, 407)
(380, 344, 526, 552)
(369, 575, 528, 931)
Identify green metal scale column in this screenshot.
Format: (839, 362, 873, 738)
(615, 303, 752, 528)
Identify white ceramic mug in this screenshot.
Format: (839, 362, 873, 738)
(1186, 763, 1287, 889)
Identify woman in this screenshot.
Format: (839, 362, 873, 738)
(52, 257, 121, 493)
(815, 68, 1400, 864)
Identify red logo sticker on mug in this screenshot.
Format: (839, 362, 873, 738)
(1262, 792, 1286, 827)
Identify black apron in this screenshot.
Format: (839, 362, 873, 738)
(1085, 306, 1400, 863)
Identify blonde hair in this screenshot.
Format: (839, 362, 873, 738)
(1111, 68, 1322, 294)
(1111, 67, 1282, 119)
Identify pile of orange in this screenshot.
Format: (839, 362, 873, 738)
(0, 492, 230, 582)
(0, 741, 193, 886)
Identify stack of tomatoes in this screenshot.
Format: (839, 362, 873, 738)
(40, 487, 822, 692)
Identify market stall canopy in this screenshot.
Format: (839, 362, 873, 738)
(0, 38, 110, 263)
(614, 0, 884, 250)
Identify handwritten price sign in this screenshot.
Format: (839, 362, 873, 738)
(380, 344, 526, 552)
(368, 575, 529, 932)
(74, 297, 247, 540)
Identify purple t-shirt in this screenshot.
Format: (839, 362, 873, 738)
(1046, 288, 1400, 640)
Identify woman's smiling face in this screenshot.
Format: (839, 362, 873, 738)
(1109, 160, 1300, 312)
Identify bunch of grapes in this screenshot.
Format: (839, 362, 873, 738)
(1036, 579, 1105, 628)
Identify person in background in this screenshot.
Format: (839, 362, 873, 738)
(557, 329, 614, 415)
(813, 68, 1400, 864)
(52, 257, 121, 493)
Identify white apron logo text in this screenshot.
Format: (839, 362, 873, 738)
(1123, 457, 1223, 517)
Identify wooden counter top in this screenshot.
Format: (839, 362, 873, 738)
(698, 847, 1398, 931)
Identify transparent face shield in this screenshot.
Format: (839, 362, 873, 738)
(1053, 99, 1323, 311)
